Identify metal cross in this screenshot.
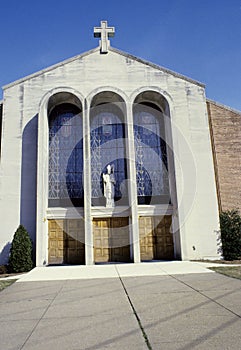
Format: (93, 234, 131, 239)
(94, 20, 115, 54)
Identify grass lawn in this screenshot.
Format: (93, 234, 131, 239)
(0, 279, 16, 292)
(209, 266, 241, 280)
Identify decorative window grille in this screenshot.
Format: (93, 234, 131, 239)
(48, 103, 83, 207)
(134, 103, 170, 204)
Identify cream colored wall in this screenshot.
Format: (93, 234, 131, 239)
(0, 48, 220, 264)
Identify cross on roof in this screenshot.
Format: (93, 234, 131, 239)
(94, 20, 115, 54)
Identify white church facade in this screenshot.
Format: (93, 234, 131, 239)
(2, 20, 236, 266)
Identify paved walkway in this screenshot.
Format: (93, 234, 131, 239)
(1, 262, 241, 349)
(10, 261, 227, 282)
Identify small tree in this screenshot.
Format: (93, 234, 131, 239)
(220, 210, 241, 260)
(8, 225, 33, 273)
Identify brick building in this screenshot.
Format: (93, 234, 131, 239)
(207, 100, 241, 212)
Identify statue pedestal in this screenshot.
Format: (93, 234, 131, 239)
(106, 199, 115, 208)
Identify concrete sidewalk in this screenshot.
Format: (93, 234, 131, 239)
(0, 262, 241, 349)
(11, 261, 224, 283)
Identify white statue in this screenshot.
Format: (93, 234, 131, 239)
(103, 164, 115, 208)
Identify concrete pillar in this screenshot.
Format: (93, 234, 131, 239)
(83, 100, 94, 265)
(36, 102, 49, 266)
(126, 103, 140, 263)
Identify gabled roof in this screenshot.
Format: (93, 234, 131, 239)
(3, 46, 205, 90)
(3, 47, 99, 90)
(110, 47, 205, 87)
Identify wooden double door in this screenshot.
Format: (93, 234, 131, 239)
(93, 217, 131, 263)
(139, 216, 174, 261)
(48, 219, 85, 265)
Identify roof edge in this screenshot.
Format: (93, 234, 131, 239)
(207, 98, 241, 115)
(110, 47, 206, 88)
(3, 45, 206, 91)
(3, 47, 100, 90)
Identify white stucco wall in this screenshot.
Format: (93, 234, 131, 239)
(0, 47, 220, 264)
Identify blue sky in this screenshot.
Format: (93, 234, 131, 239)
(0, 0, 240, 110)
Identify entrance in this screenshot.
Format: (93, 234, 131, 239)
(139, 216, 174, 261)
(48, 219, 85, 264)
(93, 217, 131, 263)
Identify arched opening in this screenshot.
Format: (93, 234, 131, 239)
(133, 91, 175, 261)
(133, 101, 170, 205)
(48, 94, 83, 207)
(47, 92, 85, 265)
(90, 91, 131, 263)
(90, 92, 128, 207)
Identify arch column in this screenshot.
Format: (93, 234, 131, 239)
(36, 101, 49, 266)
(83, 99, 94, 265)
(36, 88, 85, 266)
(126, 102, 140, 263)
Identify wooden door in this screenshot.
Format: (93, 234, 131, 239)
(66, 219, 85, 264)
(111, 217, 130, 262)
(93, 219, 111, 263)
(48, 219, 85, 265)
(154, 216, 174, 260)
(139, 217, 155, 261)
(93, 217, 130, 263)
(139, 216, 174, 261)
(48, 220, 66, 264)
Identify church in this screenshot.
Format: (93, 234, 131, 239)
(0, 21, 240, 266)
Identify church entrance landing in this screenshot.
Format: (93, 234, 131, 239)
(139, 216, 174, 261)
(93, 217, 131, 263)
(48, 219, 85, 265)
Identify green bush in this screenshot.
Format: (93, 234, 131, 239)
(8, 225, 33, 273)
(219, 210, 241, 260)
(0, 265, 8, 274)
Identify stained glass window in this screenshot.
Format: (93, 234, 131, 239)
(90, 104, 128, 206)
(134, 103, 170, 204)
(48, 103, 83, 207)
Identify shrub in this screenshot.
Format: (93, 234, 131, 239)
(0, 265, 8, 274)
(219, 210, 241, 260)
(8, 225, 33, 273)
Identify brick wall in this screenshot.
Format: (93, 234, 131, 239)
(207, 100, 241, 212)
